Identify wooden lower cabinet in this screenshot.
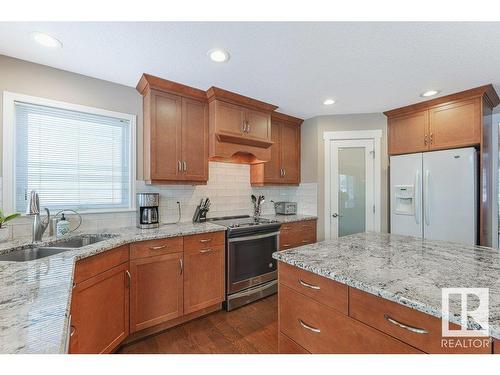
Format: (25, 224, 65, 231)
(279, 285, 421, 354)
(278, 261, 495, 354)
(280, 219, 317, 250)
(70, 262, 130, 354)
(279, 332, 310, 354)
(129, 252, 184, 333)
(184, 245, 225, 314)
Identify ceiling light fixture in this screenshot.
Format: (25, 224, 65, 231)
(420, 90, 439, 98)
(31, 32, 62, 48)
(207, 48, 230, 63)
(323, 99, 336, 105)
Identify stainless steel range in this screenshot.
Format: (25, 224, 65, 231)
(210, 215, 281, 311)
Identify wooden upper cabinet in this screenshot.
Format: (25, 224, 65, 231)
(181, 97, 208, 181)
(137, 73, 208, 184)
(214, 100, 247, 136)
(428, 98, 481, 150)
(385, 85, 500, 156)
(281, 122, 301, 183)
(251, 112, 302, 185)
(245, 108, 271, 141)
(388, 110, 429, 155)
(70, 249, 130, 354)
(129, 251, 184, 333)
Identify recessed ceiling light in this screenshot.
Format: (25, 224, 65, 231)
(207, 48, 230, 63)
(421, 90, 439, 98)
(31, 32, 62, 48)
(323, 99, 336, 105)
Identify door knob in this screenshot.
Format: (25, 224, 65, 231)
(332, 213, 339, 218)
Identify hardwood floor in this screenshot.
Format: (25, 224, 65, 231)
(117, 294, 278, 354)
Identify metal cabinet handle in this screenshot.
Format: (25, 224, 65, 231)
(282, 244, 291, 248)
(298, 319, 321, 333)
(199, 238, 212, 243)
(70, 325, 76, 337)
(283, 168, 286, 177)
(178, 160, 182, 171)
(183, 161, 187, 171)
(150, 244, 168, 250)
(384, 314, 429, 334)
(179, 259, 183, 275)
(125, 270, 131, 287)
(242, 122, 247, 133)
(299, 279, 320, 290)
(246, 121, 251, 133)
(424, 134, 428, 145)
(199, 249, 213, 254)
(430, 133, 433, 145)
(282, 226, 291, 230)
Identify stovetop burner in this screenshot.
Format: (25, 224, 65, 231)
(209, 215, 281, 237)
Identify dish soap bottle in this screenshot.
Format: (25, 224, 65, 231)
(56, 213, 70, 237)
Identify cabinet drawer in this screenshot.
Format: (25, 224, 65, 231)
(279, 332, 310, 354)
(278, 262, 348, 314)
(74, 245, 129, 284)
(130, 237, 183, 260)
(279, 220, 317, 250)
(494, 339, 500, 354)
(183, 231, 225, 251)
(349, 288, 491, 354)
(279, 285, 422, 354)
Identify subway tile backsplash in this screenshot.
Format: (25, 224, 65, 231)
(0, 162, 317, 241)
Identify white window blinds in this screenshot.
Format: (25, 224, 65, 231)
(15, 101, 132, 212)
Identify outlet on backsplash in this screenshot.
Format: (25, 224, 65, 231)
(0, 163, 317, 241)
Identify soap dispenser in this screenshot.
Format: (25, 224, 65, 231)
(56, 213, 70, 237)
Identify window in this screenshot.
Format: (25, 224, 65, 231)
(3, 92, 136, 213)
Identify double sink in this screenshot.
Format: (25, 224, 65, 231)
(0, 234, 115, 262)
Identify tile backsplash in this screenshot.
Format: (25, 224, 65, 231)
(0, 162, 317, 241)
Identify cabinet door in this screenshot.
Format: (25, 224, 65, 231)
(388, 110, 429, 155)
(245, 108, 271, 141)
(214, 100, 246, 136)
(281, 122, 300, 184)
(181, 97, 208, 181)
(428, 98, 481, 150)
(129, 252, 183, 333)
(150, 90, 182, 180)
(70, 262, 129, 354)
(263, 120, 283, 183)
(184, 246, 225, 314)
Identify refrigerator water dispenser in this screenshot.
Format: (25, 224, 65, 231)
(393, 185, 414, 215)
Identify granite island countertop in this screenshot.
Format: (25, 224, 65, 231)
(0, 222, 225, 354)
(273, 232, 500, 340)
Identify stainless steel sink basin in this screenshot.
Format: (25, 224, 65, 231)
(0, 246, 72, 262)
(51, 234, 116, 248)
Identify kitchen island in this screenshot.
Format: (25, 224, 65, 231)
(273, 232, 500, 354)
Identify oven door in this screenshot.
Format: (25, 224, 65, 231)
(227, 231, 279, 294)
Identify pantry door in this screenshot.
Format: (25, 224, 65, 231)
(324, 130, 381, 240)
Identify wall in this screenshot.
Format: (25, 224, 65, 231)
(301, 113, 388, 240)
(0, 55, 316, 240)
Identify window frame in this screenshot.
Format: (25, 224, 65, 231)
(2, 91, 137, 215)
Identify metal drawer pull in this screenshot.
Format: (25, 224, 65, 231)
(150, 244, 168, 250)
(199, 238, 212, 243)
(179, 259, 183, 275)
(125, 270, 131, 287)
(384, 314, 429, 334)
(282, 226, 291, 230)
(299, 319, 321, 333)
(299, 279, 320, 290)
(178, 160, 182, 171)
(70, 326, 76, 337)
(183, 161, 187, 171)
(283, 244, 291, 247)
(199, 249, 213, 254)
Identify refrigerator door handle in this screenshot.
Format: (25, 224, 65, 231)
(424, 170, 430, 226)
(415, 170, 421, 224)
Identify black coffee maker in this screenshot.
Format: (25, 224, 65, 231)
(136, 193, 159, 229)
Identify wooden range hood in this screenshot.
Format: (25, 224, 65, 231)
(206, 86, 278, 164)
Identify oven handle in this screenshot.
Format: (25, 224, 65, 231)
(228, 231, 280, 243)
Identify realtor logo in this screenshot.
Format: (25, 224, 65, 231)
(441, 288, 489, 337)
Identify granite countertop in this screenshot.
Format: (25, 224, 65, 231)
(0, 222, 225, 354)
(261, 214, 317, 223)
(273, 232, 500, 340)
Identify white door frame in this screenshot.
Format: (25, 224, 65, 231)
(324, 130, 382, 240)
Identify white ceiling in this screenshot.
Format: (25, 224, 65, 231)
(1, 22, 500, 119)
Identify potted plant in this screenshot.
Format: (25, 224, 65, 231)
(0, 210, 20, 242)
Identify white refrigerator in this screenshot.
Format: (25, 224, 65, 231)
(390, 147, 477, 245)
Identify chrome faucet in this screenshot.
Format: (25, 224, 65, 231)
(26, 190, 50, 242)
